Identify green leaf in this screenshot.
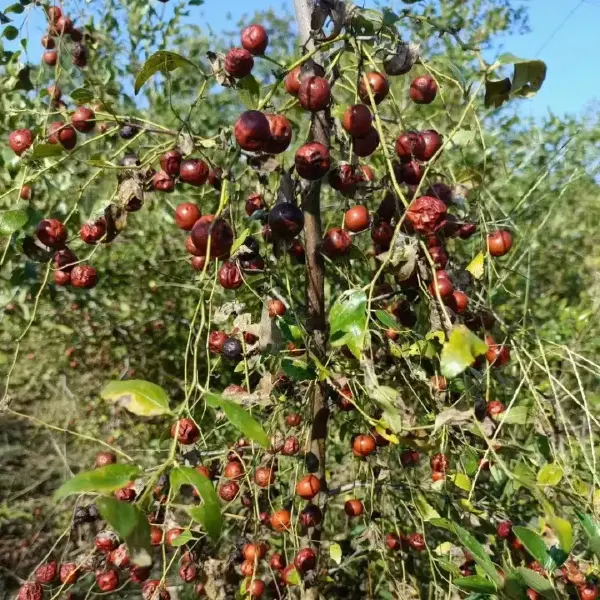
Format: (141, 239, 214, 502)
(504, 570, 527, 599)
(329, 290, 368, 359)
(70, 87, 95, 105)
(515, 567, 554, 598)
(205, 392, 269, 448)
(537, 464, 563, 486)
(576, 512, 600, 559)
(451, 473, 471, 492)
(237, 75, 260, 109)
(170, 466, 222, 540)
(96, 497, 152, 567)
(230, 228, 250, 256)
(169, 529, 194, 547)
(440, 325, 487, 379)
(101, 380, 171, 417)
(485, 77, 511, 109)
(329, 542, 342, 565)
(486, 56, 547, 109)
(512, 527, 555, 570)
(281, 358, 316, 381)
(134, 50, 199, 95)
(450, 129, 476, 146)
(466, 252, 485, 279)
(414, 494, 440, 521)
(547, 515, 573, 554)
(375, 310, 399, 330)
(454, 575, 497, 594)
(501, 406, 529, 425)
(5, 4, 25, 14)
(54, 464, 139, 500)
(3, 25, 18, 40)
(30, 144, 64, 159)
(0, 209, 28, 235)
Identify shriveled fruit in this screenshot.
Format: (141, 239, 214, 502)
(298, 76, 330, 112)
(70, 265, 98, 289)
(295, 142, 330, 180)
(170, 418, 199, 444)
(224, 48, 254, 78)
(263, 113, 292, 154)
(408, 532, 426, 551)
(37, 218, 67, 248)
(219, 481, 240, 501)
(284, 66, 302, 96)
(218, 261, 243, 290)
(405, 196, 447, 235)
(96, 569, 119, 592)
(160, 150, 182, 177)
(486, 400, 506, 418)
(80, 219, 106, 244)
(9, 129, 34, 155)
(430, 453, 449, 472)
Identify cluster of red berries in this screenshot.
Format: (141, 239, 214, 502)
(42, 5, 88, 68)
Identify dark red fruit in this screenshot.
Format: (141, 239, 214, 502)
(430, 453, 449, 472)
(95, 451, 116, 468)
(241, 24, 268, 55)
(56, 16, 73, 34)
(95, 530, 119, 552)
(234, 110, 270, 151)
(9, 129, 34, 155)
(35, 561, 58, 584)
(240, 560, 255, 577)
(322, 228, 351, 258)
(395, 131, 426, 161)
(408, 532, 426, 551)
(248, 579, 265, 598)
(48, 122, 77, 149)
(395, 160, 423, 185)
(191, 256, 207, 271)
(353, 434, 376, 457)
(284, 66, 302, 96)
(371, 221, 394, 247)
(418, 130, 443, 161)
(186, 235, 203, 256)
(71, 265, 98, 289)
(429, 245, 448, 268)
(142, 580, 171, 600)
(180, 158, 209, 186)
(352, 128, 380, 157)
(218, 261, 243, 289)
(71, 44, 88, 68)
(487, 230, 512, 257)
(190, 215, 233, 258)
(300, 505, 322, 528)
(294, 548, 317, 573)
(268, 299, 286, 317)
(224, 48, 254, 78)
(386, 533, 401, 551)
(282, 436, 300, 455)
(166, 527, 183, 546)
(254, 466, 275, 487)
(18, 583, 43, 600)
(344, 205, 369, 232)
(209, 331, 227, 353)
(410, 75, 438, 104)
(430, 376, 447, 392)
(298, 76, 330, 112)
(342, 104, 373, 137)
(54, 270, 70, 286)
(71, 107, 95, 133)
(96, 569, 119, 592)
(20, 185, 32, 200)
(270, 553, 286, 571)
(406, 196, 447, 234)
(458, 222, 477, 239)
(358, 72, 389, 104)
(263, 113, 292, 154)
(271, 509, 291, 532)
(219, 481, 239, 501)
(400, 448, 419, 467)
(268, 202, 304, 239)
(160, 150, 182, 177)
(295, 142, 330, 180)
(449, 290, 468, 313)
(70, 28, 83, 42)
(37, 219, 67, 248)
(344, 499, 364, 517)
(245, 193, 264, 216)
(285, 413, 301, 427)
(428, 270, 454, 298)
(580, 585, 598, 600)
(171, 418, 199, 444)
(43, 50, 58, 66)
(42, 35, 55, 49)
(153, 171, 175, 192)
(175, 203, 201, 231)
(485, 336, 510, 367)
(130, 566, 151, 584)
(296, 474, 321, 499)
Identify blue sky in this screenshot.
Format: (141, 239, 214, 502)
(7, 0, 599, 119)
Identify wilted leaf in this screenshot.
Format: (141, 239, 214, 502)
(135, 50, 199, 94)
(54, 464, 140, 500)
(440, 325, 487, 379)
(434, 408, 472, 432)
(101, 380, 171, 417)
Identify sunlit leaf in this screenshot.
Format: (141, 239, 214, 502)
(54, 464, 139, 500)
(329, 290, 368, 359)
(101, 380, 171, 417)
(329, 543, 342, 565)
(537, 463, 563, 486)
(512, 527, 555, 570)
(466, 252, 485, 279)
(0, 209, 28, 235)
(135, 51, 199, 94)
(440, 325, 487, 379)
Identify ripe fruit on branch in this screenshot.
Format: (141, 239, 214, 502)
(344, 499, 364, 517)
(294, 548, 317, 573)
(394, 160, 423, 185)
(175, 203, 201, 231)
(300, 505, 322, 528)
(191, 215, 233, 258)
(222, 337, 243, 361)
(41, 34, 55, 49)
(48, 122, 77, 149)
(160, 150, 183, 177)
(9, 129, 34, 156)
(486, 400, 506, 418)
(449, 290, 468, 313)
(353, 434, 376, 457)
(35, 561, 58, 584)
(322, 228, 351, 258)
(243, 542, 268, 561)
(485, 336, 511, 367)
(240, 560, 255, 577)
(37, 218, 67, 248)
(18, 583, 43, 600)
(47, 5, 63, 22)
(171, 418, 199, 444)
(405, 196, 447, 234)
(428, 270, 454, 298)
(352, 128, 380, 157)
(71, 107, 95, 133)
(296, 474, 321, 499)
(218, 262, 243, 289)
(54, 270, 70, 286)
(247, 579, 265, 598)
(263, 114, 292, 154)
(224, 460, 245, 480)
(166, 527, 183, 546)
(71, 265, 98, 289)
(179, 158, 209, 186)
(59, 563, 79, 585)
(268, 299, 286, 317)
(245, 193, 264, 216)
(371, 221, 394, 247)
(234, 110, 270, 151)
(400, 448, 420, 467)
(342, 104, 373, 137)
(209, 331, 227, 354)
(295, 141, 331, 180)
(271, 509, 291, 532)
(241, 24, 268, 55)
(43, 50, 58, 66)
(95, 451, 116, 468)
(282, 436, 300, 455)
(142, 580, 171, 600)
(270, 553, 286, 571)
(95, 529, 119, 552)
(458, 222, 477, 239)
(419, 130, 443, 161)
(254, 466, 275, 487)
(109, 544, 130, 569)
(430, 453, 449, 472)
(409, 75, 438, 104)
(71, 44, 88, 68)
(56, 16, 74, 35)
(224, 48, 254, 78)
(284, 66, 302, 96)
(285, 413, 301, 427)
(298, 76, 330, 112)
(96, 569, 119, 592)
(359, 71, 389, 104)
(328, 164, 360, 196)
(386, 533, 401, 551)
(153, 171, 175, 192)
(344, 205, 369, 232)
(395, 131, 425, 161)
(429, 245, 448, 269)
(219, 481, 240, 501)
(487, 230, 513, 257)
(408, 532, 426, 551)
(269, 200, 305, 239)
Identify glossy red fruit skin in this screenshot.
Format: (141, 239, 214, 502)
(180, 158, 209, 186)
(406, 196, 448, 235)
(270, 553, 286, 571)
(450, 290, 468, 313)
(191, 215, 233, 258)
(268, 299, 286, 317)
(428, 270, 454, 298)
(186, 235, 203, 257)
(580, 586, 599, 600)
(344, 205, 369, 232)
(322, 228, 352, 258)
(353, 434, 376, 457)
(344, 499, 364, 517)
(37, 218, 67, 248)
(429, 245, 448, 268)
(485, 336, 511, 367)
(300, 504, 322, 528)
(71, 107, 95, 133)
(282, 565, 300, 585)
(20, 184, 32, 200)
(43, 50, 58, 66)
(56, 16, 73, 34)
(295, 142, 330, 180)
(487, 230, 512, 256)
(241, 24, 268, 55)
(395, 132, 426, 161)
(353, 128, 380, 157)
(48, 122, 77, 149)
(71, 265, 98, 289)
(271, 509, 291, 532)
(254, 466, 275, 487)
(174, 203, 201, 231)
(95, 529, 119, 552)
(59, 563, 79, 585)
(234, 110, 270, 151)
(486, 400, 506, 418)
(284, 66, 302, 96)
(96, 569, 119, 592)
(342, 104, 373, 137)
(409, 532, 426, 551)
(359, 72, 389, 104)
(18, 582, 43, 600)
(171, 418, 199, 444)
(160, 150, 182, 177)
(418, 130, 443, 161)
(298, 76, 330, 112)
(268, 202, 304, 239)
(430, 453, 449, 472)
(35, 561, 58, 584)
(218, 261, 243, 289)
(9, 129, 34, 155)
(209, 330, 228, 353)
(42, 34, 55, 49)
(219, 481, 240, 501)
(263, 113, 292, 154)
(395, 160, 423, 185)
(296, 474, 321, 499)
(458, 222, 477, 239)
(294, 548, 317, 573)
(410, 75, 438, 104)
(191, 256, 207, 271)
(224, 48, 254, 78)
(386, 533, 401, 551)
(371, 221, 394, 247)
(282, 436, 300, 455)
